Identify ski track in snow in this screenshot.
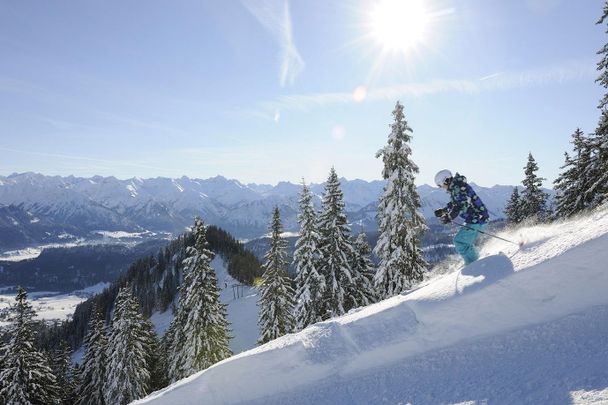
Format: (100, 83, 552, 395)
(213, 256, 260, 354)
(253, 305, 608, 405)
(135, 208, 608, 405)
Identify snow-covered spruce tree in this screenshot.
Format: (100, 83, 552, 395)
(258, 207, 296, 344)
(554, 151, 575, 218)
(374, 101, 427, 299)
(41, 349, 64, 404)
(554, 128, 594, 217)
(162, 319, 178, 381)
(317, 167, 355, 319)
(103, 284, 155, 405)
(167, 217, 232, 382)
(520, 153, 549, 222)
(293, 181, 325, 331)
(0, 287, 60, 405)
(144, 317, 167, 392)
(51, 341, 78, 405)
(78, 304, 108, 405)
(0, 334, 5, 404)
(504, 187, 523, 224)
(346, 233, 377, 311)
(583, 4, 608, 206)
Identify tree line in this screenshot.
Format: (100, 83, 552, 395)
(0, 95, 428, 403)
(3, 2, 608, 403)
(0, 218, 238, 404)
(258, 100, 426, 341)
(504, 6, 608, 224)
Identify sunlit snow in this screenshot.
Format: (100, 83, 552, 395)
(136, 207, 608, 405)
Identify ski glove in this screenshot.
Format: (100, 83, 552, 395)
(434, 208, 451, 225)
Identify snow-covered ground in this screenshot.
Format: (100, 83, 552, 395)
(212, 256, 260, 354)
(71, 259, 258, 362)
(0, 282, 109, 328)
(0, 246, 50, 262)
(135, 207, 608, 405)
(149, 256, 260, 354)
(0, 231, 169, 262)
(94, 230, 149, 239)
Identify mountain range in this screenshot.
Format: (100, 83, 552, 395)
(0, 172, 539, 249)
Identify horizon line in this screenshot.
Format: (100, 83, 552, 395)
(0, 170, 534, 190)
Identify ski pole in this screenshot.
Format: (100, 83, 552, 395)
(451, 220, 521, 246)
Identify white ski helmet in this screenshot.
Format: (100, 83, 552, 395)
(434, 169, 452, 187)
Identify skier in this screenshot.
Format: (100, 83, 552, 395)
(433, 170, 489, 265)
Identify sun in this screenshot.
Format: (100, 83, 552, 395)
(370, 0, 430, 53)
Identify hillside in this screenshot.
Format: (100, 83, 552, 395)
(146, 255, 260, 357)
(42, 226, 262, 351)
(0, 240, 166, 291)
(135, 207, 608, 405)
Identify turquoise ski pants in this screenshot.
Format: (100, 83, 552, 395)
(454, 223, 485, 265)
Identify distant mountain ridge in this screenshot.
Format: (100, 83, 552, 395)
(0, 172, 544, 248)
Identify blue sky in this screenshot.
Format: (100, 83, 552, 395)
(0, 0, 604, 186)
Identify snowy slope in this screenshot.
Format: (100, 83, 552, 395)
(212, 256, 260, 354)
(149, 256, 259, 354)
(135, 207, 608, 405)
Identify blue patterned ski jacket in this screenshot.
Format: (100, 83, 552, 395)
(444, 173, 489, 225)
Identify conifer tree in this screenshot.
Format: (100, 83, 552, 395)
(520, 153, 549, 222)
(41, 349, 65, 404)
(103, 284, 154, 405)
(161, 320, 178, 381)
(0, 287, 60, 405)
(51, 341, 78, 405)
(374, 101, 427, 298)
(347, 233, 377, 311)
(258, 207, 296, 344)
(144, 318, 167, 392)
(165, 311, 183, 382)
(554, 151, 575, 218)
(584, 4, 608, 206)
(155, 333, 169, 381)
(128, 316, 165, 393)
(317, 167, 355, 319)
(293, 181, 325, 331)
(78, 304, 108, 405)
(167, 217, 232, 382)
(554, 128, 594, 217)
(504, 187, 523, 224)
(0, 334, 6, 405)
